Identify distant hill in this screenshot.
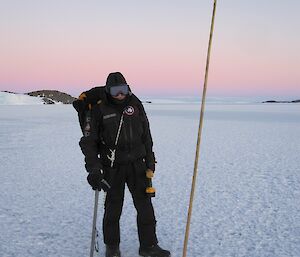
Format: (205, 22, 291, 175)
(263, 99, 300, 103)
(27, 90, 76, 104)
(1, 90, 76, 105)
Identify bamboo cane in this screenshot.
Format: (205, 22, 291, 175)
(182, 1, 218, 256)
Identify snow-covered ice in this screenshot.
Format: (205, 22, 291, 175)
(0, 92, 44, 105)
(0, 102, 299, 257)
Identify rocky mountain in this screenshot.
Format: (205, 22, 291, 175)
(27, 90, 76, 104)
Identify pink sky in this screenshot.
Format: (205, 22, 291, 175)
(0, 1, 299, 98)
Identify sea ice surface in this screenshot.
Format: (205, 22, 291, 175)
(0, 102, 299, 257)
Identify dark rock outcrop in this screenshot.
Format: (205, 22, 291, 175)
(27, 90, 76, 104)
(262, 99, 300, 103)
(2, 90, 18, 94)
(42, 97, 55, 104)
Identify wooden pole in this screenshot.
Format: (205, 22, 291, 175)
(182, 1, 218, 256)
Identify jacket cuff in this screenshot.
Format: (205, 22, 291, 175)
(84, 158, 102, 173)
(145, 152, 156, 172)
(147, 162, 155, 172)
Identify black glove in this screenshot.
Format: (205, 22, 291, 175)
(87, 169, 111, 191)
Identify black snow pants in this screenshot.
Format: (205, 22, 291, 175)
(103, 158, 158, 247)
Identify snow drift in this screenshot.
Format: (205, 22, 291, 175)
(0, 91, 44, 105)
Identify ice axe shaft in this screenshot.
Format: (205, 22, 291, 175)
(89, 190, 99, 257)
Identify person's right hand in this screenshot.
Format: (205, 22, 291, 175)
(87, 169, 111, 191)
(87, 169, 104, 190)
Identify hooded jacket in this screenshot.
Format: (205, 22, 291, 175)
(76, 87, 155, 173)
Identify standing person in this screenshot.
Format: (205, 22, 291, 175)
(78, 72, 170, 257)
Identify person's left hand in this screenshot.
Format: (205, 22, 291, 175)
(146, 169, 154, 178)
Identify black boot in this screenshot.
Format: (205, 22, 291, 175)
(106, 244, 121, 257)
(139, 244, 170, 257)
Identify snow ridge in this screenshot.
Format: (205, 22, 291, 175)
(0, 92, 44, 105)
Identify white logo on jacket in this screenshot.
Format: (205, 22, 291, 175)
(124, 106, 135, 115)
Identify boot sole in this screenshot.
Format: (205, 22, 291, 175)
(139, 253, 171, 257)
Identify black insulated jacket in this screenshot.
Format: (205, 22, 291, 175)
(76, 87, 155, 173)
